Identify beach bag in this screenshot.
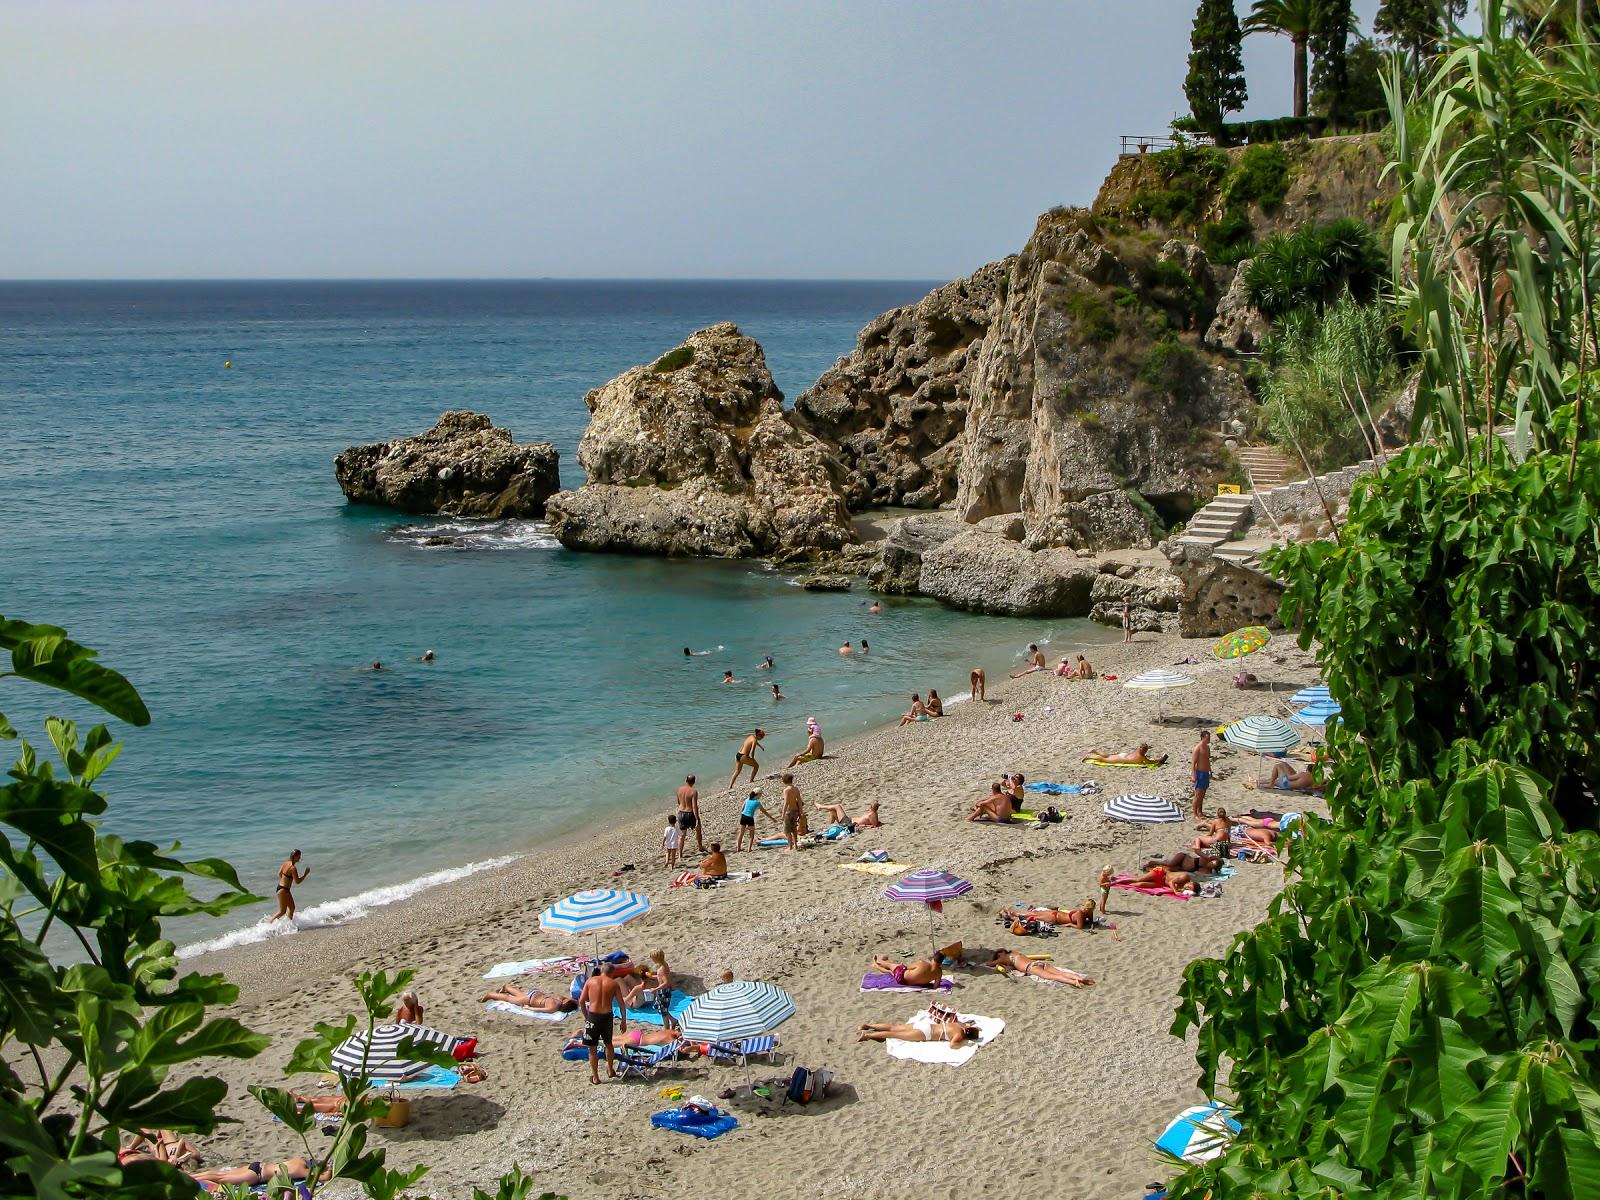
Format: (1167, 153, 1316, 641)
(784, 1066, 832, 1106)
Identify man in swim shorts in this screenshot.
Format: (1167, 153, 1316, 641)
(579, 964, 626, 1084)
(675, 775, 705, 854)
(268, 850, 310, 923)
(1191, 730, 1212, 818)
(729, 728, 764, 789)
(781, 773, 804, 850)
(735, 789, 774, 851)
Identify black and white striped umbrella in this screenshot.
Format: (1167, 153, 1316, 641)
(330, 1022, 463, 1083)
(1103, 793, 1184, 824)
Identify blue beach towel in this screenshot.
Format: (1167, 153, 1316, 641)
(650, 1107, 738, 1139)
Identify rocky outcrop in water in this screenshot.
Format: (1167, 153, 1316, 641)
(792, 261, 1011, 509)
(544, 323, 854, 560)
(334, 411, 561, 518)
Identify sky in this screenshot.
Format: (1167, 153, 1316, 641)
(4, 0, 1391, 280)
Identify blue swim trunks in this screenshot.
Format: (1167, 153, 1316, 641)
(1194, 770, 1212, 791)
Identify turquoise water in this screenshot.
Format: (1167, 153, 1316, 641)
(1, 281, 1114, 953)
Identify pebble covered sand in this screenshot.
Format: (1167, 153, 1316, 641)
(186, 629, 1324, 1200)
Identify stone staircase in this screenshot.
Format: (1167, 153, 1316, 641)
(1232, 444, 1302, 491)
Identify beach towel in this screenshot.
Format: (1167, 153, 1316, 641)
(839, 861, 914, 876)
(650, 1107, 738, 1140)
(616, 991, 695, 1027)
(484, 1000, 572, 1023)
(1110, 880, 1192, 901)
(861, 972, 955, 993)
(1023, 781, 1094, 795)
(483, 956, 583, 980)
(884, 1012, 1004, 1067)
(1083, 757, 1161, 769)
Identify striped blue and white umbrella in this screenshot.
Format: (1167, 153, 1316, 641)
(540, 889, 651, 958)
(1103, 793, 1183, 824)
(1290, 701, 1343, 732)
(1155, 1102, 1240, 1164)
(331, 1022, 464, 1084)
(1221, 715, 1301, 754)
(677, 981, 796, 1043)
(1290, 685, 1332, 706)
(1123, 669, 1195, 723)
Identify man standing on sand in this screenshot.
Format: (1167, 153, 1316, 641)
(675, 775, 704, 854)
(579, 964, 626, 1085)
(269, 850, 310, 923)
(970, 667, 985, 702)
(1191, 730, 1212, 818)
(729, 727, 764, 789)
(781, 773, 804, 850)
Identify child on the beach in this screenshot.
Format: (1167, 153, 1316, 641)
(661, 812, 682, 868)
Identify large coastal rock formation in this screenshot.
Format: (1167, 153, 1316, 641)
(791, 261, 1011, 509)
(334, 411, 560, 517)
(544, 323, 854, 560)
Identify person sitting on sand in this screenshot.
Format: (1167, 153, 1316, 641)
(481, 984, 579, 1012)
(858, 1014, 979, 1045)
(699, 843, 729, 879)
(968, 782, 1016, 824)
(1143, 849, 1221, 874)
(926, 689, 944, 717)
(985, 948, 1095, 987)
(898, 693, 928, 726)
(998, 899, 1098, 930)
(970, 668, 986, 701)
(1010, 644, 1047, 678)
(393, 989, 424, 1024)
(735, 789, 775, 851)
(786, 728, 825, 768)
(1087, 743, 1168, 766)
(192, 1159, 330, 1188)
(1100, 863, 1201, 897)
(871, 954, 943, 988)
(1250, 760, 1320, 792)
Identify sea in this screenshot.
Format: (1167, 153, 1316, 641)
(1, 280, 1117, 955)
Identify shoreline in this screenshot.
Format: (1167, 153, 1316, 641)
(189, 627, 1323, 1199)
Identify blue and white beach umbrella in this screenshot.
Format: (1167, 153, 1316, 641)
(1221, 714, 1301, 754)
(1290, 685, 1332, 707)
(1103, 793, 1184, 824)
(540, 889, 651, 957)
(1123, 670, 1196, 723)
(678, 981, 797, 1044)
(1155, 1101, 1241, 1164)
(1290, 701, 1343, 732)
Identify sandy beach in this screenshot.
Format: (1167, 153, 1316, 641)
(186, 629, 1323, 1200)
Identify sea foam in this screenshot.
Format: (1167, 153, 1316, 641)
(176, 853, 521, 958)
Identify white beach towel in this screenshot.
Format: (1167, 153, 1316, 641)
(884, 1011, 1004, 1066)
(484, 1000, 572, 1022)
(483, 957, 578, 980)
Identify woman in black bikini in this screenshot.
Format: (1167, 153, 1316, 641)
(268, 850, 309, 923)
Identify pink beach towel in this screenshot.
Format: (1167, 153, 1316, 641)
(861, 972, 956, 993)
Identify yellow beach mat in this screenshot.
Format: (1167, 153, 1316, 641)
(1083, 757, 1160, 768)
(839, 861, 915, 876)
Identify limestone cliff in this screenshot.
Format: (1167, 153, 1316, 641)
(791, 260, 1011, 509)
(544, 323, 854, 560)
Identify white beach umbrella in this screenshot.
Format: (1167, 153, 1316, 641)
(1123, 669, 1196, 723)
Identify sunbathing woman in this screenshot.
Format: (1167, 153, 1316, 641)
(481, 984, 579, 1012)
(998, 899, 1098, 929)
(192, 1158, 329, 1188)
(871, 954, 943, 988)
(858, 1014, 979, 1045)
(985, 948, 1095, 987)
(1101, 863, 1201, 896)
(1087, 743, 1168, 766)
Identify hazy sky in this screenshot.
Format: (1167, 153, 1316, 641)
(5, 1, 1388, 279)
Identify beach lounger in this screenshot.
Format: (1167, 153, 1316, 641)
(706, 1035, 779, 1066)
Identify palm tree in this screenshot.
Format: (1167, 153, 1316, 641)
(1244, 0, 1322, 117)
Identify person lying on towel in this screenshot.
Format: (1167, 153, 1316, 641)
(871, 954, 943, 988)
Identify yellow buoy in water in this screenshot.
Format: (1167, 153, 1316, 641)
(224, 360, 233, 368)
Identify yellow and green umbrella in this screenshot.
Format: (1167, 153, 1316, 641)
(1213, 626, 1271, 660)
